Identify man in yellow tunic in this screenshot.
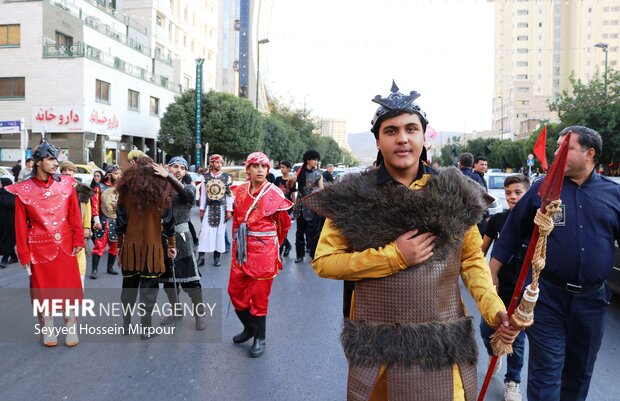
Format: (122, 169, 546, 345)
(310, 82, 520, 401)
(60, 161, 93, 287)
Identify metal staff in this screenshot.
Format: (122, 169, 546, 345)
(478, 132, 572, 401)
(169, 254, 180, 330)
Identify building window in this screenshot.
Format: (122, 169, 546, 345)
(517, 87, 529, 93)
(517, 48, 529, 54)
(156, 14, 164, 27)
(517, 22, 529, 28)
(128, 89, 139, 111)
(0, 24, 20, 47)
(517, 9, 528, 15)
(55, 31, 73, 55)
(96, 79, 110, 103)
(150, 96, 160, 115)
(55, 31, 73, 47)
(517, 35, 528, 41)
(0, 77, 25, 99)
(516, 74, 528, 79)
(517, 61, 528, 67)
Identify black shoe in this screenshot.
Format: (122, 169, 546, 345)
(90, 254, 100, 279)
(107, 254, 119, 275)
(122, 316, 131, 335)
(249, 315, 266, 358)
(140, 318, 159, 340)
(195, 314, 207, 331)
(191, 293, 207, 331)
(7, 257, 18, 265)
(294, 257, 303, 263)
(283, 246, 291, 257)
(160, 315, 182, 326)
(197, 253, 205, 267)
(140, 331, 159, 340)
(0, 263, 6, 269)
(213, 251, 221, 266)
(233, 310, 254, 344)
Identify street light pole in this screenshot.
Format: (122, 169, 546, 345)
(256, 38, 269, 109)
(594, 42, 609, 95)
(498, 95, 504, 139)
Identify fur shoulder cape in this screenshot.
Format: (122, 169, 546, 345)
(304, 166, 486, 259)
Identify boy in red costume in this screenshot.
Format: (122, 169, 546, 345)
(7, 139, 84, 347)
(228, 152, 292, 357)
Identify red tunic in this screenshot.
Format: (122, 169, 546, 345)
(231, 181, 292, 279)
(9, 176, 83, 293)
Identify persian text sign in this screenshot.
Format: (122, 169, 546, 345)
(84, 107, 121, 139)
(32, 106, 83, 133)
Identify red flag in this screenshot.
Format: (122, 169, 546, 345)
(533, 126, 548, 172)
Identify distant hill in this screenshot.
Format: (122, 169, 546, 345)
(347, 130, 464, 165)
(347, 132, 376, 165)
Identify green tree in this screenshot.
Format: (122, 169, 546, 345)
(160, 90, 264, 164)
(159, 91, 196, 159)
(262, 115, 305, 162)
(203, 91, 263, 162)
(550, 70, 620, 166)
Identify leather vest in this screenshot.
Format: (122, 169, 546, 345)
(306, 167, 486, 401)
(7, 176, 76, 264)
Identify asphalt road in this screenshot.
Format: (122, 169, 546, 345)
(0, 209, 618, 401)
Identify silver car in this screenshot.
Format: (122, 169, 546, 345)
(486, 172, 516, 215)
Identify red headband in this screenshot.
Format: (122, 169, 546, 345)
(209, 154, 223, 163)
(245, 152, 270, 170)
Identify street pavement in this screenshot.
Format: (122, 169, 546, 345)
(0, 209, 618, 401)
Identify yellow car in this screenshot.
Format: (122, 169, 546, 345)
(74, 164, 104, 186)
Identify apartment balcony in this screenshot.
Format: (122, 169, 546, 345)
(40, 41, 178, 93)
(44, 0, 150, 56)
(43, 41, 85, 57)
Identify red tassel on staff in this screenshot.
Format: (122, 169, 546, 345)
(477, 132, 572, 401)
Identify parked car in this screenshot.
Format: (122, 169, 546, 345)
(486, 172, 517, 215)
(74, 164, 103, 186)
(187, 172, 202, 205)
(0, 166, 15, 183)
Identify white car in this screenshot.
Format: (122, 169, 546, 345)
(0, 166, 15, 183)
(486, 172, 517, 215)
(188, 172, 202, 205)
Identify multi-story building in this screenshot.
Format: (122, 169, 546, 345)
(216, 0, 240, 95)
(216, 0, 271, 111)
(321, 117, 349, 151)
(0, 0, 178, 166)
(492, 0, 619, 139)
(121, 0, 219, 93)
